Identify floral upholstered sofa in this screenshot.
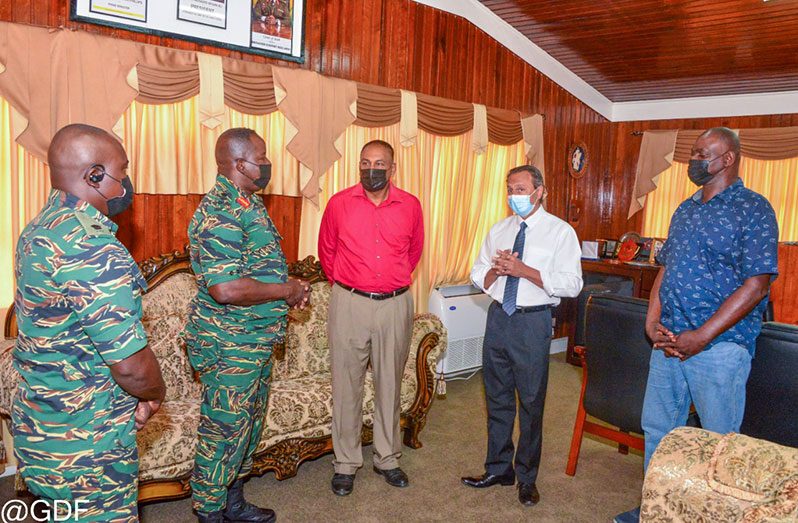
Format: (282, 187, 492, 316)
(642, 427, 798, 522)
(0, 249, 447, 502)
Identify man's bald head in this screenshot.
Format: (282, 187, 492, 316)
(215, 127, 270, 194)
(48, 124, 125, 187)
(701, 127, 741, 163)
(216, 128, 261, 167)
(47, 123, 130, 215)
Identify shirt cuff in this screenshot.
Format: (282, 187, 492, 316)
(538, 269, 556, 297)
(98, 322, 149, 366)
(205, 271, 242, 287)
(471, 266, 492, 293)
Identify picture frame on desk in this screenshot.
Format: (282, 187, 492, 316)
(649, 238, 665, 264)
(601, 239, 618, 259)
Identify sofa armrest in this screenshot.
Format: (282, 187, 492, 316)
(401, 313, 447, 448)
(0, 339, 17, 419)
(0, 338, 16, 472)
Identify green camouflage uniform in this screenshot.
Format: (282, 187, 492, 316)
(12, 189, 148, 523)
(185, 175, 288, 513)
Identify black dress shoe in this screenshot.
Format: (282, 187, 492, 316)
(518, 482, 540, 506)
(331, 473, 355, 496)
(373, 466, 409, 487)
(461, 472, 515, 488)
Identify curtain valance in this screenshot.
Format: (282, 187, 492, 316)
(630, 127, 798, 218)
(0, 21, 541, 200)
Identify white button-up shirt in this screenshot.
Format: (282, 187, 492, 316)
(470, 208, 583, 307)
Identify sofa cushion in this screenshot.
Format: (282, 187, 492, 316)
(0, 339, 17, 417)
(642, 427, 798, 523)
(262, 374, 374, 445)
(708, 432, 798, 502)
(137, 400, 200, 482)
(141, 272, 197, 320)
(274, 281, 333, 381)
(141, 273, 202, 402)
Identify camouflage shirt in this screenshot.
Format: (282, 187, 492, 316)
(185, 175, 288, 351)
(12, 189, 147, 497)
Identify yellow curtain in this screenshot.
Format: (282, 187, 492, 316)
(0, 98, 50, 310)
(298, 124, 526, 312)
(643, 159, 798, 241)
(119, 97, 303, 196)
(1, 96, 526, 315)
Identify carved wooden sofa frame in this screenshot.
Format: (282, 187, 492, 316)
(1, 248, 444, 503)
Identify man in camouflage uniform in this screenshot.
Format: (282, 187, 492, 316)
(185, 128, 309, 523)
(252, 0, 290, 25)
(13, 124, 165, 522)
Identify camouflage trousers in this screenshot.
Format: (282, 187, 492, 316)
(19, 443, 138, 523)
(191, 361, 272, 513)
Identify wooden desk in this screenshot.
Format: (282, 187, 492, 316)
(581, 259, 660, 299)
(558, 259, 660, 365)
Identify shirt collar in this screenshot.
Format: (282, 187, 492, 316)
(354, 182, 400, 206)
(50, 188, 118, 233)
(691, 178, 744, 204)
(216, 174, 251, 200)
(515, 205, 547, 228)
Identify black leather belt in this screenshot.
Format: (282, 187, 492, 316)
(493, 301, 554, 313)
(336, 282, 410, 300)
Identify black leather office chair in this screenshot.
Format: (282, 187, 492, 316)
(574, 274, 634, 348)
(566, 294, 650, 476)
(741, 321, 798, 448)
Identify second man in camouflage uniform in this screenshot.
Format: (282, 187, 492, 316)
(185, 127, 310, 523)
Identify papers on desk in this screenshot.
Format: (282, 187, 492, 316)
(581, 240, 599, 260)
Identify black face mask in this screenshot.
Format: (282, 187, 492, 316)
(92, 170, 134, 217)
(242, 160, 272, 189)
(360, 168, 388, 192)
(106, 176, 135, 216)
(687, 151, 727, 187)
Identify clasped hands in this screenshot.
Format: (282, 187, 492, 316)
(134, 399, 162, 430)
(285, 277, 311, 309)
(647, 322, 708, 361)
(492, 249, 526, 277)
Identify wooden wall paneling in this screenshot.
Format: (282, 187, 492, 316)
(771, 244, 798, 325)
(4, 1, 795, 322)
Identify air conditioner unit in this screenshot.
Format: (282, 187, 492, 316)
(428, 284, 492, 380)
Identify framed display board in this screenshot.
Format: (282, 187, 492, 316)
(71, 0, 305, 62)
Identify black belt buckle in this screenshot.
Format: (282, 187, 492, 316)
(515, 304, 551, 313)
(494, 300, 552, 314)
(336, 282, 409, 300)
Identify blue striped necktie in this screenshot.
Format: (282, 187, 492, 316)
(502, 221, 527, 316)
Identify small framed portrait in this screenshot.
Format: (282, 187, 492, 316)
(649, 238, 665, 264)
(568, 142, 588, 178)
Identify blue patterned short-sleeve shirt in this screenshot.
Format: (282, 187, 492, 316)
(658, 179, 779, 355)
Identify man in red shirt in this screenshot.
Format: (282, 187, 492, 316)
(318, 139, 424, 497)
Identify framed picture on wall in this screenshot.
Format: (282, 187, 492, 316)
(71, 0, 306, 62)
(568, 142, 588, 178)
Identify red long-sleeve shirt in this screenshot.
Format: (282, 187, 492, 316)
(318, 183, 424, 293)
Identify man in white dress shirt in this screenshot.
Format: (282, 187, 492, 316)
(461, 165, 583, 507)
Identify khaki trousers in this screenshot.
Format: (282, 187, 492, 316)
(328, 284, 414, 474)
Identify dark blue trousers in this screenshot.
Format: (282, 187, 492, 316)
(482, 301, 552, 485)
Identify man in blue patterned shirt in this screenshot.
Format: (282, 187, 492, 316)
(616, 128, 779, 523)
(647, 126, 779, 456)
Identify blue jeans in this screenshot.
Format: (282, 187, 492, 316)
(641, 341, 752, 470)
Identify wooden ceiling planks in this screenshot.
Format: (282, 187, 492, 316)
(478, 0, 798, 101)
